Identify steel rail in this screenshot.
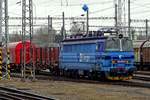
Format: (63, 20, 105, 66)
(11, 72, 150, 89)
(0, 86, 55, 100)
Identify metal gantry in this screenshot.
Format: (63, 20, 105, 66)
(0, 0, 10, 80)
(115, 0, 129, 36)
(22, 0, 35, 80)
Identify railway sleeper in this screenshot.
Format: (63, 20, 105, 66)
(0, 86, 55, 100)
(0, 91, 22, 100)
(0, 91, 46, 100)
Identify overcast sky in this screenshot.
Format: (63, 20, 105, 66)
(7, 0, 150, 34)
(8, 0, 150, 19)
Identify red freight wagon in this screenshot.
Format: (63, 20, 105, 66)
(35, 47, 41, 69)
(34, 47, 48, 70)
(49, 47, 59, 72)
(8, 41, 60, 72)
(8, 41, 35, 70)
(45, 48, 49, 66)
(34, 46, 59, 71)
(42, 48, 46, 66)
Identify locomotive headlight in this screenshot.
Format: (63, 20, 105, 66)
(118, 34, 123, 39)
(126, 60, 129, 64)
(95, 64, 100, 70)
(126, 60, 130, 64)
(112, 60, 117, 64)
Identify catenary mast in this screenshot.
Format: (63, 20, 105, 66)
(22, 0, 35, 80)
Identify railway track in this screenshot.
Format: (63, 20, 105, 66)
(133, 71, 150, 81)
(11, 71, 150, 89)
(0, 86, 55, 100)
(135, 71, 150, 76)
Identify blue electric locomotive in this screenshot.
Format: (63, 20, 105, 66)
(59, 33, 136, 80)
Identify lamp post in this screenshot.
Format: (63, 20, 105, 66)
(87, 9, 89, 34)
(82, 4, 89, 34)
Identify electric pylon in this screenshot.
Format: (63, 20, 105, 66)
(0, 0, 10, 80)
(22, 0, 35, 80)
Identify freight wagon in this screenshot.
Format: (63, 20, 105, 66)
(8, 41, 34, 71)
(8, 41, 59, 72)
(133, 40, 150, 70)
(59, 33, 136, 80)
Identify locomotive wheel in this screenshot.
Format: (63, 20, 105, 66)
(55, 69, 60, 76)
(88, 72, 93, 80)
(91, 71, 98, 80)
(76, 70, 79, 79)
(73, 70, 79, 79)
(35, 70, 40, 74)
(64, 70, 67, 77)
(70, 70, 73, 78)
(67, 70, 71, 77)
(60, 69, 64, 76)
(100, 71, 106, 81)
(62, 69, 65, 76)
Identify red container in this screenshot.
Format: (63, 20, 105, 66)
(8, 41, 59, 71)
(8, 41, 35, 65)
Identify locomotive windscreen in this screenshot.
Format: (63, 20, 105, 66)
(105, 37, 133, 51)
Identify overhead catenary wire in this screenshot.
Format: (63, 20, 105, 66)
(40, 0, 113, 7)
(132, 9, 150, 15)
(7, 0, 150, 34)
(130, 1, 150, 15)
(130, 2, 150, 10)
(89, 6, 114, 15)
(8, 0, 150, 20)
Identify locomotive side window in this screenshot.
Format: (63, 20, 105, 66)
(63, 43, 95, 53)
(63, 45, 72, 52)
(96, 42, 104, 52)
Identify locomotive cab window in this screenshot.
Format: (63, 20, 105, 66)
(105, 37, 133, 51)
(122, 38, 133, 51)
(105, 38, 120, 51)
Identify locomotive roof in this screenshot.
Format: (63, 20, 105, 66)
(62, 37, 107, 45)
(62, 34, 129, 45)
(63, 36, 107, 42)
